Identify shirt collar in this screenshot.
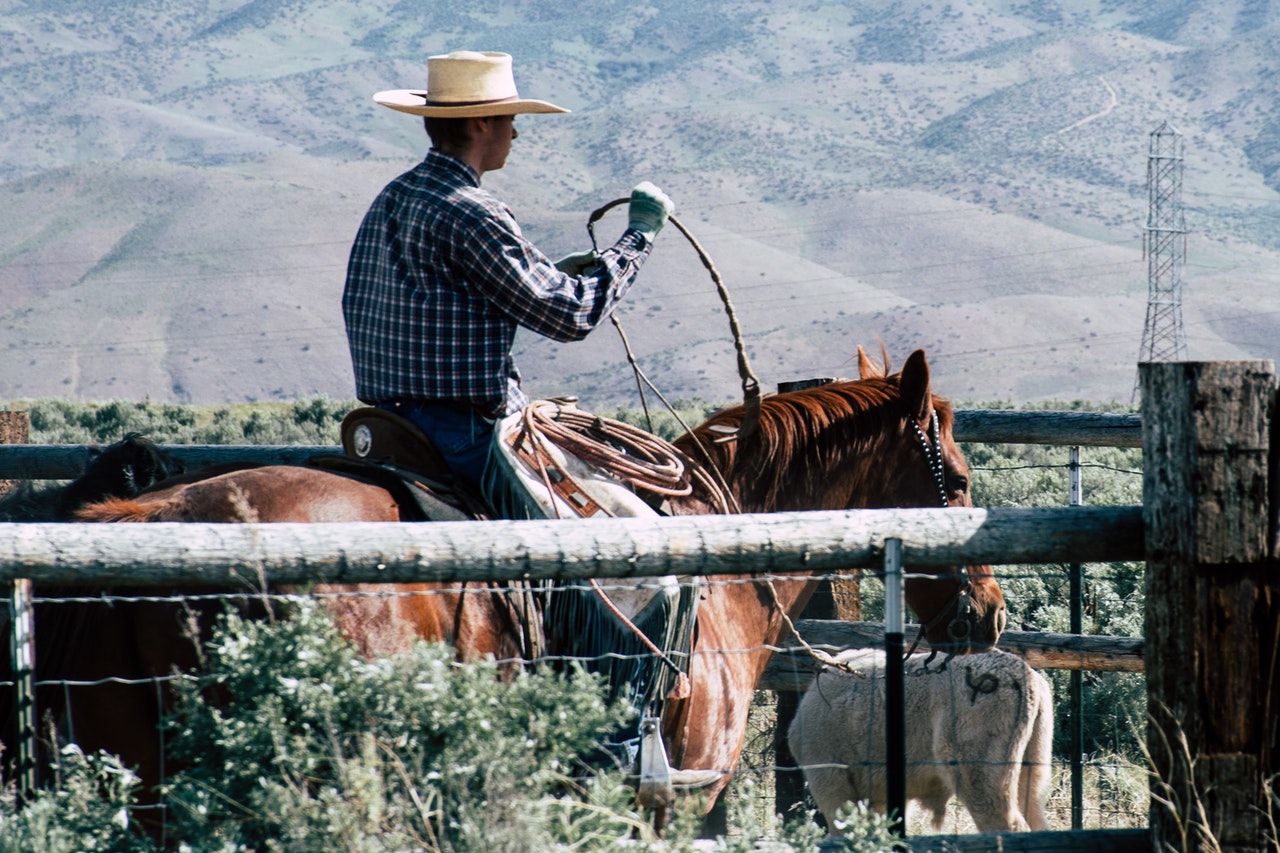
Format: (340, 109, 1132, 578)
(425, 148, 481, 187)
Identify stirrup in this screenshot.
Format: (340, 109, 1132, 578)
(634, 716, 725, 807)
(669, 768, 726, 789)
(636, 717, 675, 808)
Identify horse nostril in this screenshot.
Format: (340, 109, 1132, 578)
(947, 612, 973, 642)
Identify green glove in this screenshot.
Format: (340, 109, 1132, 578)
(627, 181, 675, 243)
(553, 249, 599, 276)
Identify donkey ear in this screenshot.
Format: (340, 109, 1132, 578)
(899, 349, 933, 422)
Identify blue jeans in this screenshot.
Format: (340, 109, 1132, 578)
(379, 401, 495, 498)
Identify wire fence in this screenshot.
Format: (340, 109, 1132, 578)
(2, 559, 1150, 836)
(0, 412, 1150, 840)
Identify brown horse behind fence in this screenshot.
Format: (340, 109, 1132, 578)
(63, 347, 1005, 815)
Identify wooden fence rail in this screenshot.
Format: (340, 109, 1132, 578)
(0, 409, 1143, 480)
(0, 505, 1143, 586)
(760, 619, 1144, 692)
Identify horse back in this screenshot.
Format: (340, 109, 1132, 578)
(74, 465, 402, 523)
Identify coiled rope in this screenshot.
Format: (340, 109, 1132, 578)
(519, 400, 690, 498)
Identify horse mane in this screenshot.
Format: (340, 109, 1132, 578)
(676, 374, 954, 510)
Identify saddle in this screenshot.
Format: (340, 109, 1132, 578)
(341, 407, 449, 479)
(326, 407, 488, 521)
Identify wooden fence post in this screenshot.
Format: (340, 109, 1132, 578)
(0, 412, 36, 802)
(1141, 361, 1280, 852)
(0, 412, 28, 495)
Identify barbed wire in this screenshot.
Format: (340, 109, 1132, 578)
(11, 564, 1148, 609)
(971, 462, 1143, 477)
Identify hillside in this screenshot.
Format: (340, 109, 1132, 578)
(2, 0, 1278, 408)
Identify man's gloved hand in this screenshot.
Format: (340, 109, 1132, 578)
(553, 250, 599, 276)
(627, 181, 675, 243)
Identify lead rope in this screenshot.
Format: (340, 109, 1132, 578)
(764, 580, 868, 679)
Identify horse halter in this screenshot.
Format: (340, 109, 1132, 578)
(908, 409, 977, 650)
(909, 410, 949, 509)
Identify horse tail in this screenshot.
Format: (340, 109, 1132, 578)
(72, 498, 171, 523)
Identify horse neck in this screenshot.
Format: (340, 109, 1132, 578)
(720, 573, 818, 665)
(669, 395, 908, 657)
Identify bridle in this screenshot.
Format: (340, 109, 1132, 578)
(909, 409, 949, 509)
(907, 409, 977, 658)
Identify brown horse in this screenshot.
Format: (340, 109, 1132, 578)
(657, 347, 1005, 806)
(73, 347, 1005, 812)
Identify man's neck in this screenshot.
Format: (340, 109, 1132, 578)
(432, 148, 483, 183)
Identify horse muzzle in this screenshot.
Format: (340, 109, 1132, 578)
(921, 575, 1006, 654)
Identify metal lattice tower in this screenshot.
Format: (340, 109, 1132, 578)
(1135, 121, 1188, 398)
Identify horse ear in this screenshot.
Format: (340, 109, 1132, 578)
(857, 346, 876, 379)
(857, 344, 891, 379)
(900, 349, 933, 422)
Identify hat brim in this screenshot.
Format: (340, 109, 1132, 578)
(374, 90, 569, 117)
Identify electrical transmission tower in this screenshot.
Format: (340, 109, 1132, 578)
(1135, 121, 1188, 399)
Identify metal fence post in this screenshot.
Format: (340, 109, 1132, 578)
(1069, 445, 1084, 830)
(884, 537, 906, 836)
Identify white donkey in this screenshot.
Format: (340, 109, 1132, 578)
(787, 648, 1052, 833)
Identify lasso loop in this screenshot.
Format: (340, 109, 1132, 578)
(587, 198, 761, 441)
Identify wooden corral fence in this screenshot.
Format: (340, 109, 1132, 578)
(1, 360, 1277, 852)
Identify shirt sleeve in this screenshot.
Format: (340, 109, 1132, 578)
(451, 198, 652, 343)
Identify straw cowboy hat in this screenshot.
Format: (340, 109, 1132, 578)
(374, 50, 569, 117)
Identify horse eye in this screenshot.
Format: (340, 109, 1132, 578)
(948, 474, 969, 495)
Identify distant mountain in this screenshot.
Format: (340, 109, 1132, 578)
(2, 0, 1278, 408)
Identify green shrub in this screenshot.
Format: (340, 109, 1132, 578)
(0, 745, 157, 853)
(0, 600, 889, 850)
(162, 601, 640, 852)
(10, 397, 358, 445)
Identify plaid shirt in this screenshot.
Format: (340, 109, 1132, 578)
(343, 150, 652, 416)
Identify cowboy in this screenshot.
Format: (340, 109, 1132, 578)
(342, 50, 674, 502)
